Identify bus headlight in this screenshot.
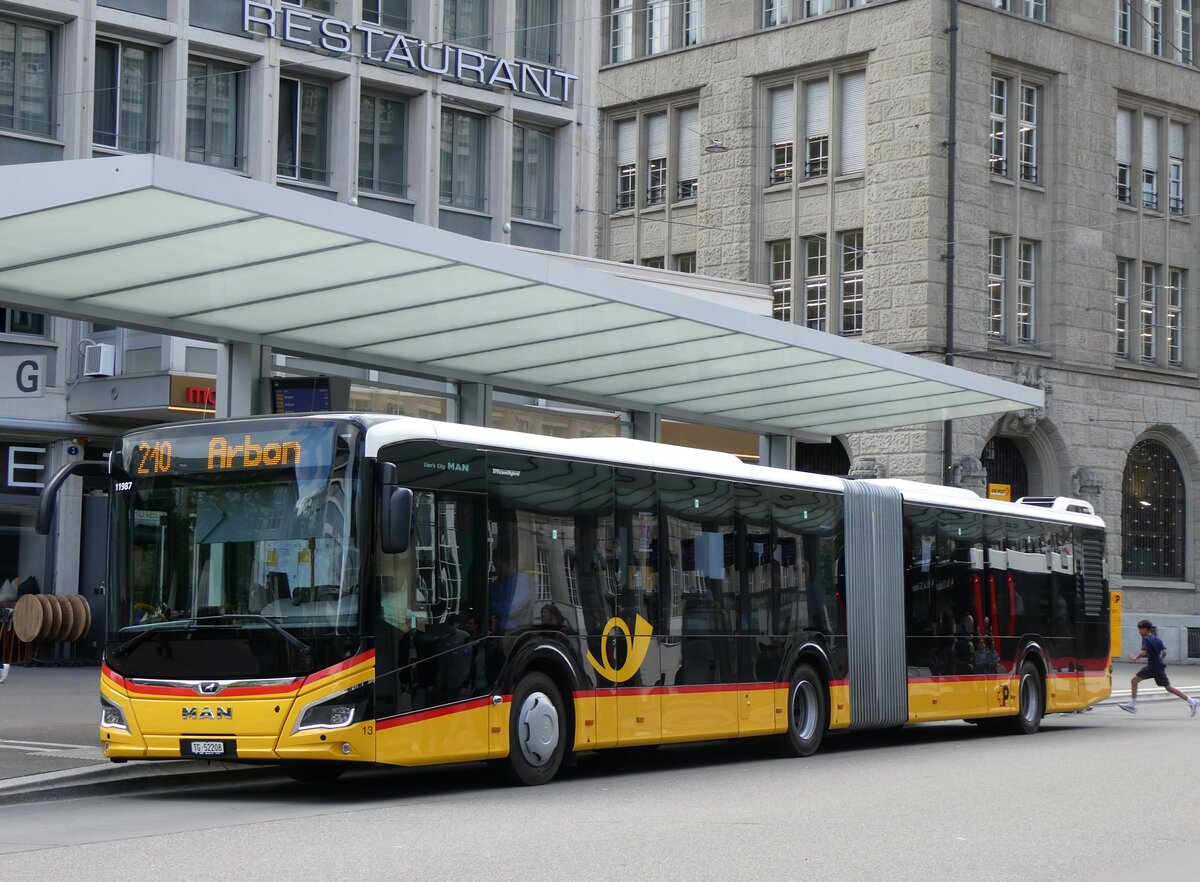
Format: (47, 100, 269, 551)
(293, 684, 371, 734)
(101, 697, 128, 730)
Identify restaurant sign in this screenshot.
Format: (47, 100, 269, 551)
(243, 1, 579, 104)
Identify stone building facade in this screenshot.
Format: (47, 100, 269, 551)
(597, 0, 1200, 653)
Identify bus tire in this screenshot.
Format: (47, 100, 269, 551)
(503, 672, 566, 786)
(282, 762, 346, 783)
(780, 663, 827, 757)
(1009, 661, 1044, 735)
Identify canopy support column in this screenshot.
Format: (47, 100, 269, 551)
(459, 382, 493, 427)
(759, 435, 794, 470)
(216, 343, 268, 418)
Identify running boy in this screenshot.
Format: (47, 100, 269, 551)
(1119, 619, 1198, 716)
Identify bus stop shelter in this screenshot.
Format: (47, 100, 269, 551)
(0, 155, 1043, 444)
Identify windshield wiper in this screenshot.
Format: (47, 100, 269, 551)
(195, 614, 313, 659)
(111, 620, 196, 659)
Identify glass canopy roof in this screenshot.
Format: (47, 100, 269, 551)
(0, 155, 1042, 440)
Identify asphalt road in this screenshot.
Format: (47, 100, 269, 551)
(1, 662, 1199, 881)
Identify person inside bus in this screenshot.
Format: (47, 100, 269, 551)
(954, 613, 977, 674)
(489, 547, 532, 633)
(540, 603, 574, 635)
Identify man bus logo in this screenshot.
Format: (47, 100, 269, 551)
(586, 614, 653, 683)
(182, 707, 233, 720)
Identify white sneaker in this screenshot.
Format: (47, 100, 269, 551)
(1189, 699, 1198, 718)
(0, 663, 8, 685)
(1118, 702, 1137, 714)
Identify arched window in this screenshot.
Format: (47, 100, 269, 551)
(981, 436, 1029, 501)
(1122, 439, 1185, 578)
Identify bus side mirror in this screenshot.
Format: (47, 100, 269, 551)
(380, 485, 413, 555)
(36, 461, 110, 535)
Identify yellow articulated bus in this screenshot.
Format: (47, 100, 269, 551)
(38, 415, 1110, 785)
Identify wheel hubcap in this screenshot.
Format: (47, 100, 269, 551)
(517, 691, 560, 767)
(792, 681, 818, 741)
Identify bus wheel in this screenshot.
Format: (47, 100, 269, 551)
(504, 672, 566, 786)
(282, 762, 346, 783)
(1009, 661, 1044, 735)
(780, 663, 827, 757)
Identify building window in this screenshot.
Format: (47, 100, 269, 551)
(94, 40, 156, 153)
(804, 79, 829, 178)
(277, 77, 329, 183)
(615, 118, 637, 209)
(769, 240, 792, 322)
(1142, 115, 1160, 210)
(444, 0, 488, 50)
(362, 0, 410, 30)
(1116, 257, 1131, 358)
(1117, 108, 1133, 203)
(684, 1, 706, 45)
(1116, 1, 1133, 44)
(610, 0, 633, 62)
(440, 110, 486, 211)
(999, 0, 1047, 18)
(989, 236, 1007, 339)
(803, 237, 829, 331)
(516, 0, 558, 65)
(1121, 438, 1185, 579)
(646, 0, 670, 54)
(762, 0, 791, 27)
(641, 256, 665, 269)
(359, 93, 407, 197)
(769, 86, 795, 184)
(675, 252, 697, 273)
(1169, 121, 1185, 214)
(0, 20, 53, 138)
(804, 0, 832, 17)
(512, 122, 556, 223)
(840, 71, 866, 175)
(645, 113, 668, 206)
(1168, 268, 1184, 366)
(1141, 262, 1159, 362)
(1145, 0, 1164, 55)
(991, 73, 1041, 183)
(1179, 0, 1194, 63)
(988, 236, 1037, 343)
(1017, 240, 1036, 343)
(990, 77, 1008, 176)
(186, 59, 244, 171)
(676, 106, 699, 200)
(840, 231, 864, 336)
(0, 309, 45, 336)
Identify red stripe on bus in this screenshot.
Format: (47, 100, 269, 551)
(302, 649, 376, 687)
(377, 696, 496, 730)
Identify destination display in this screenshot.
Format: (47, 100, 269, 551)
(118, 424, 338, 478)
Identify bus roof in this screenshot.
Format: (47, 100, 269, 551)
(362, 415, 1105, 529)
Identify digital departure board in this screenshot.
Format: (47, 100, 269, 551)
(270, 377, 332, 414)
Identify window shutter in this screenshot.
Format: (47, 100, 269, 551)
(676, 106, 700, 181)
(1116, 109, 1132, 165)
(1143, 116, 1159, 171)
(839, 70, 866, 173)
(805, 79, 830, 137)
(616, 118, 636, 166)
(1170, 121, 1185, 159)
(770, 86, 794, 143)
(647, 112, 668, 162)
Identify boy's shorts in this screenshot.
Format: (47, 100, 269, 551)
(1137, 668, 1170, 687)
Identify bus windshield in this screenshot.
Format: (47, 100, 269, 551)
(109, 421, 362, 643)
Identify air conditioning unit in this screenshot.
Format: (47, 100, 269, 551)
(82, 343, 115, 378)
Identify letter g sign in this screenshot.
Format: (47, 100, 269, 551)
(16, 359, 39, 394)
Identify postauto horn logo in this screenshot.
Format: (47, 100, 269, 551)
(586, 615, 653, 682)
